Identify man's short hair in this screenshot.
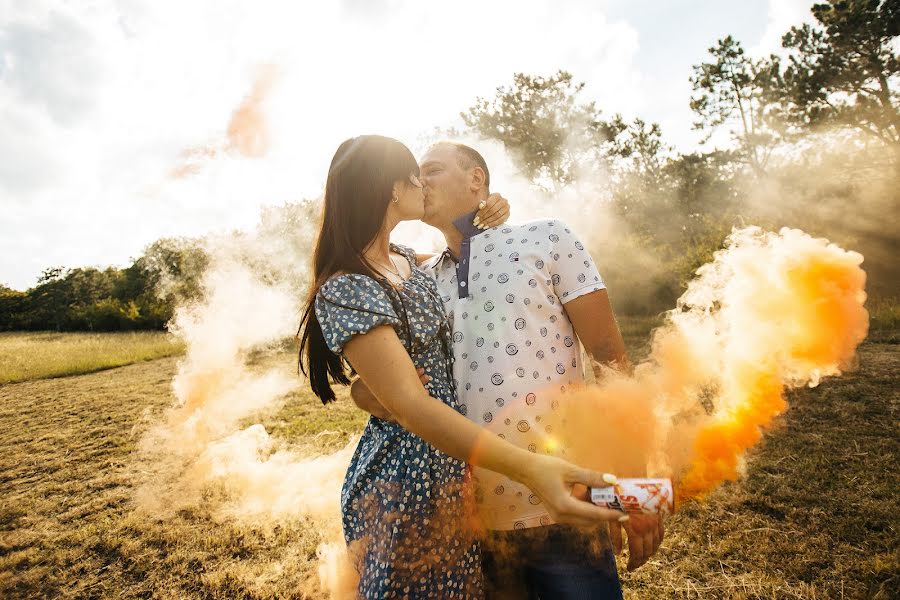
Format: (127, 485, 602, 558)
(436, 141, 490, 192)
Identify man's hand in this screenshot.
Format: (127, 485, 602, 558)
(349, 368, 431, 423)
(609, 512, 664, 570)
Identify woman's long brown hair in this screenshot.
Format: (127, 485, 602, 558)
(298, 135, 420, 403)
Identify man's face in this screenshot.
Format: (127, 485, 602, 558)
(419, 144, 471, 226)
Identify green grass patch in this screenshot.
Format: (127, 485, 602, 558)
(0, 331, 185, 384)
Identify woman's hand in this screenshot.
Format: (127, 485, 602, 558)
(473, 193, 510, 229)
(520, 454, 628, 528)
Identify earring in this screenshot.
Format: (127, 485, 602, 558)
(391, 196, 399, 203)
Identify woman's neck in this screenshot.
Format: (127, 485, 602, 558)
(363, 221, 395, 264)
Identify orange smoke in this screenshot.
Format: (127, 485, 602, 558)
(170, 64, 279, 179)
(558, 226, 868, 502)
(225, 64, 279, 158)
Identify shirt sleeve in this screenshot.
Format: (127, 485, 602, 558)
(314, 274, 402, 354)
(547, 220, 606, 304)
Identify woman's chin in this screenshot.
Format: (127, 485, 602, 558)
(401, 211, 425, 223)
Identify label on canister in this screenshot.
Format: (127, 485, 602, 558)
(590, 478, 674, 516)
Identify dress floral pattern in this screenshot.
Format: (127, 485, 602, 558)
(314, 243, 483, 598)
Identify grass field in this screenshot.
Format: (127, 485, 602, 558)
(0, 331, 185, 385)
(0, 320, 897, 598)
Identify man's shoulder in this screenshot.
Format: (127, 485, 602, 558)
(489, 218, 568, 237)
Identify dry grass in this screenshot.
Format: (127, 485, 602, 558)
(868, 298, 900, 344)
(620, 339, 899, 599)
(0, 320, 897, 598)
(0, 346, 364, 599)
(0, 331, 185, 384)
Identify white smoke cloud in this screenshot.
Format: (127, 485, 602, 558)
(0, 0, 800, 292)
(0, 0, 644, 289)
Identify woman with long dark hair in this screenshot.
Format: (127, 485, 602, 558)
(298, 135, 622, 597)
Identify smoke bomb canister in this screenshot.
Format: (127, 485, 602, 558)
(590, 478, 674, 517)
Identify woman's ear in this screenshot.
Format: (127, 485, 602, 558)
(391, 180, 404, 203)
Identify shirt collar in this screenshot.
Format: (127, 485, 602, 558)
(436, 210, 481, 266)
(452, 210, 482, 240)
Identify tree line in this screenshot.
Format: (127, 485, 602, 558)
(0, 239, 207, 331)
(1, 0, 896, 330)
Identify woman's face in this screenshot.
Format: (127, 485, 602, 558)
(390, 173, 426, 222)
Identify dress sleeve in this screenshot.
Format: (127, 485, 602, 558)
(314, 274, 402, 354)
(390, 243, 419, 267)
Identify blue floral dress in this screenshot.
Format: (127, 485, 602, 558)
(314, 243, 483, 598)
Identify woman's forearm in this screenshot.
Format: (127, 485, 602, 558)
(342, 326, 623, 526)
(343, 326, 537, 484)
(392, 388, 536, 484)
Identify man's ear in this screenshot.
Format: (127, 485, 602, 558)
(469, 167, 487, 193)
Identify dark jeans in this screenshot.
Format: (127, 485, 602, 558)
(482, 524, 624, 600)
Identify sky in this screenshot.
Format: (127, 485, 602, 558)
(0, 0, 814, 291)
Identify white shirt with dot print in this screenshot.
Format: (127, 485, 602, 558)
(421, 218, 605, 531)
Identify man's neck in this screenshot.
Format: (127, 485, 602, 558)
(439, 209, 483, 257)
(440, 224, 465, 257)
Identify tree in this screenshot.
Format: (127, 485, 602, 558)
(609, 117, 671, 183)
(690, 36, 786, 176)
(664, 150, 742, 220)
(461, 71, 625, 188)
(781, 0, 900, 151)
(0, 285, 27, 330)
(29, 267, 72, 331)
(139, 237, 209, 304)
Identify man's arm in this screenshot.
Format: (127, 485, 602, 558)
(564, 288, 663, 570)
(563, 288, 630, 375)
(350, 377, 396, 422)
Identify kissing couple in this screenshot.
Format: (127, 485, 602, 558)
(298, 135, 664, 598)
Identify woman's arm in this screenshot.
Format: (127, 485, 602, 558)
(342, 324, 626, 527)
(349, 367, 430, 422)
(415, 193, 510, 265)
(473, 193, 511, 230)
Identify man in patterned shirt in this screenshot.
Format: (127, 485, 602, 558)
(352, 142, 663, 599)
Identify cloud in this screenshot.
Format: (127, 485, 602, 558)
(0, 103, 63, 194)
(752, 0, 815, 57)
(0, 7, 105, 126)
(0, 0, 642, 290)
